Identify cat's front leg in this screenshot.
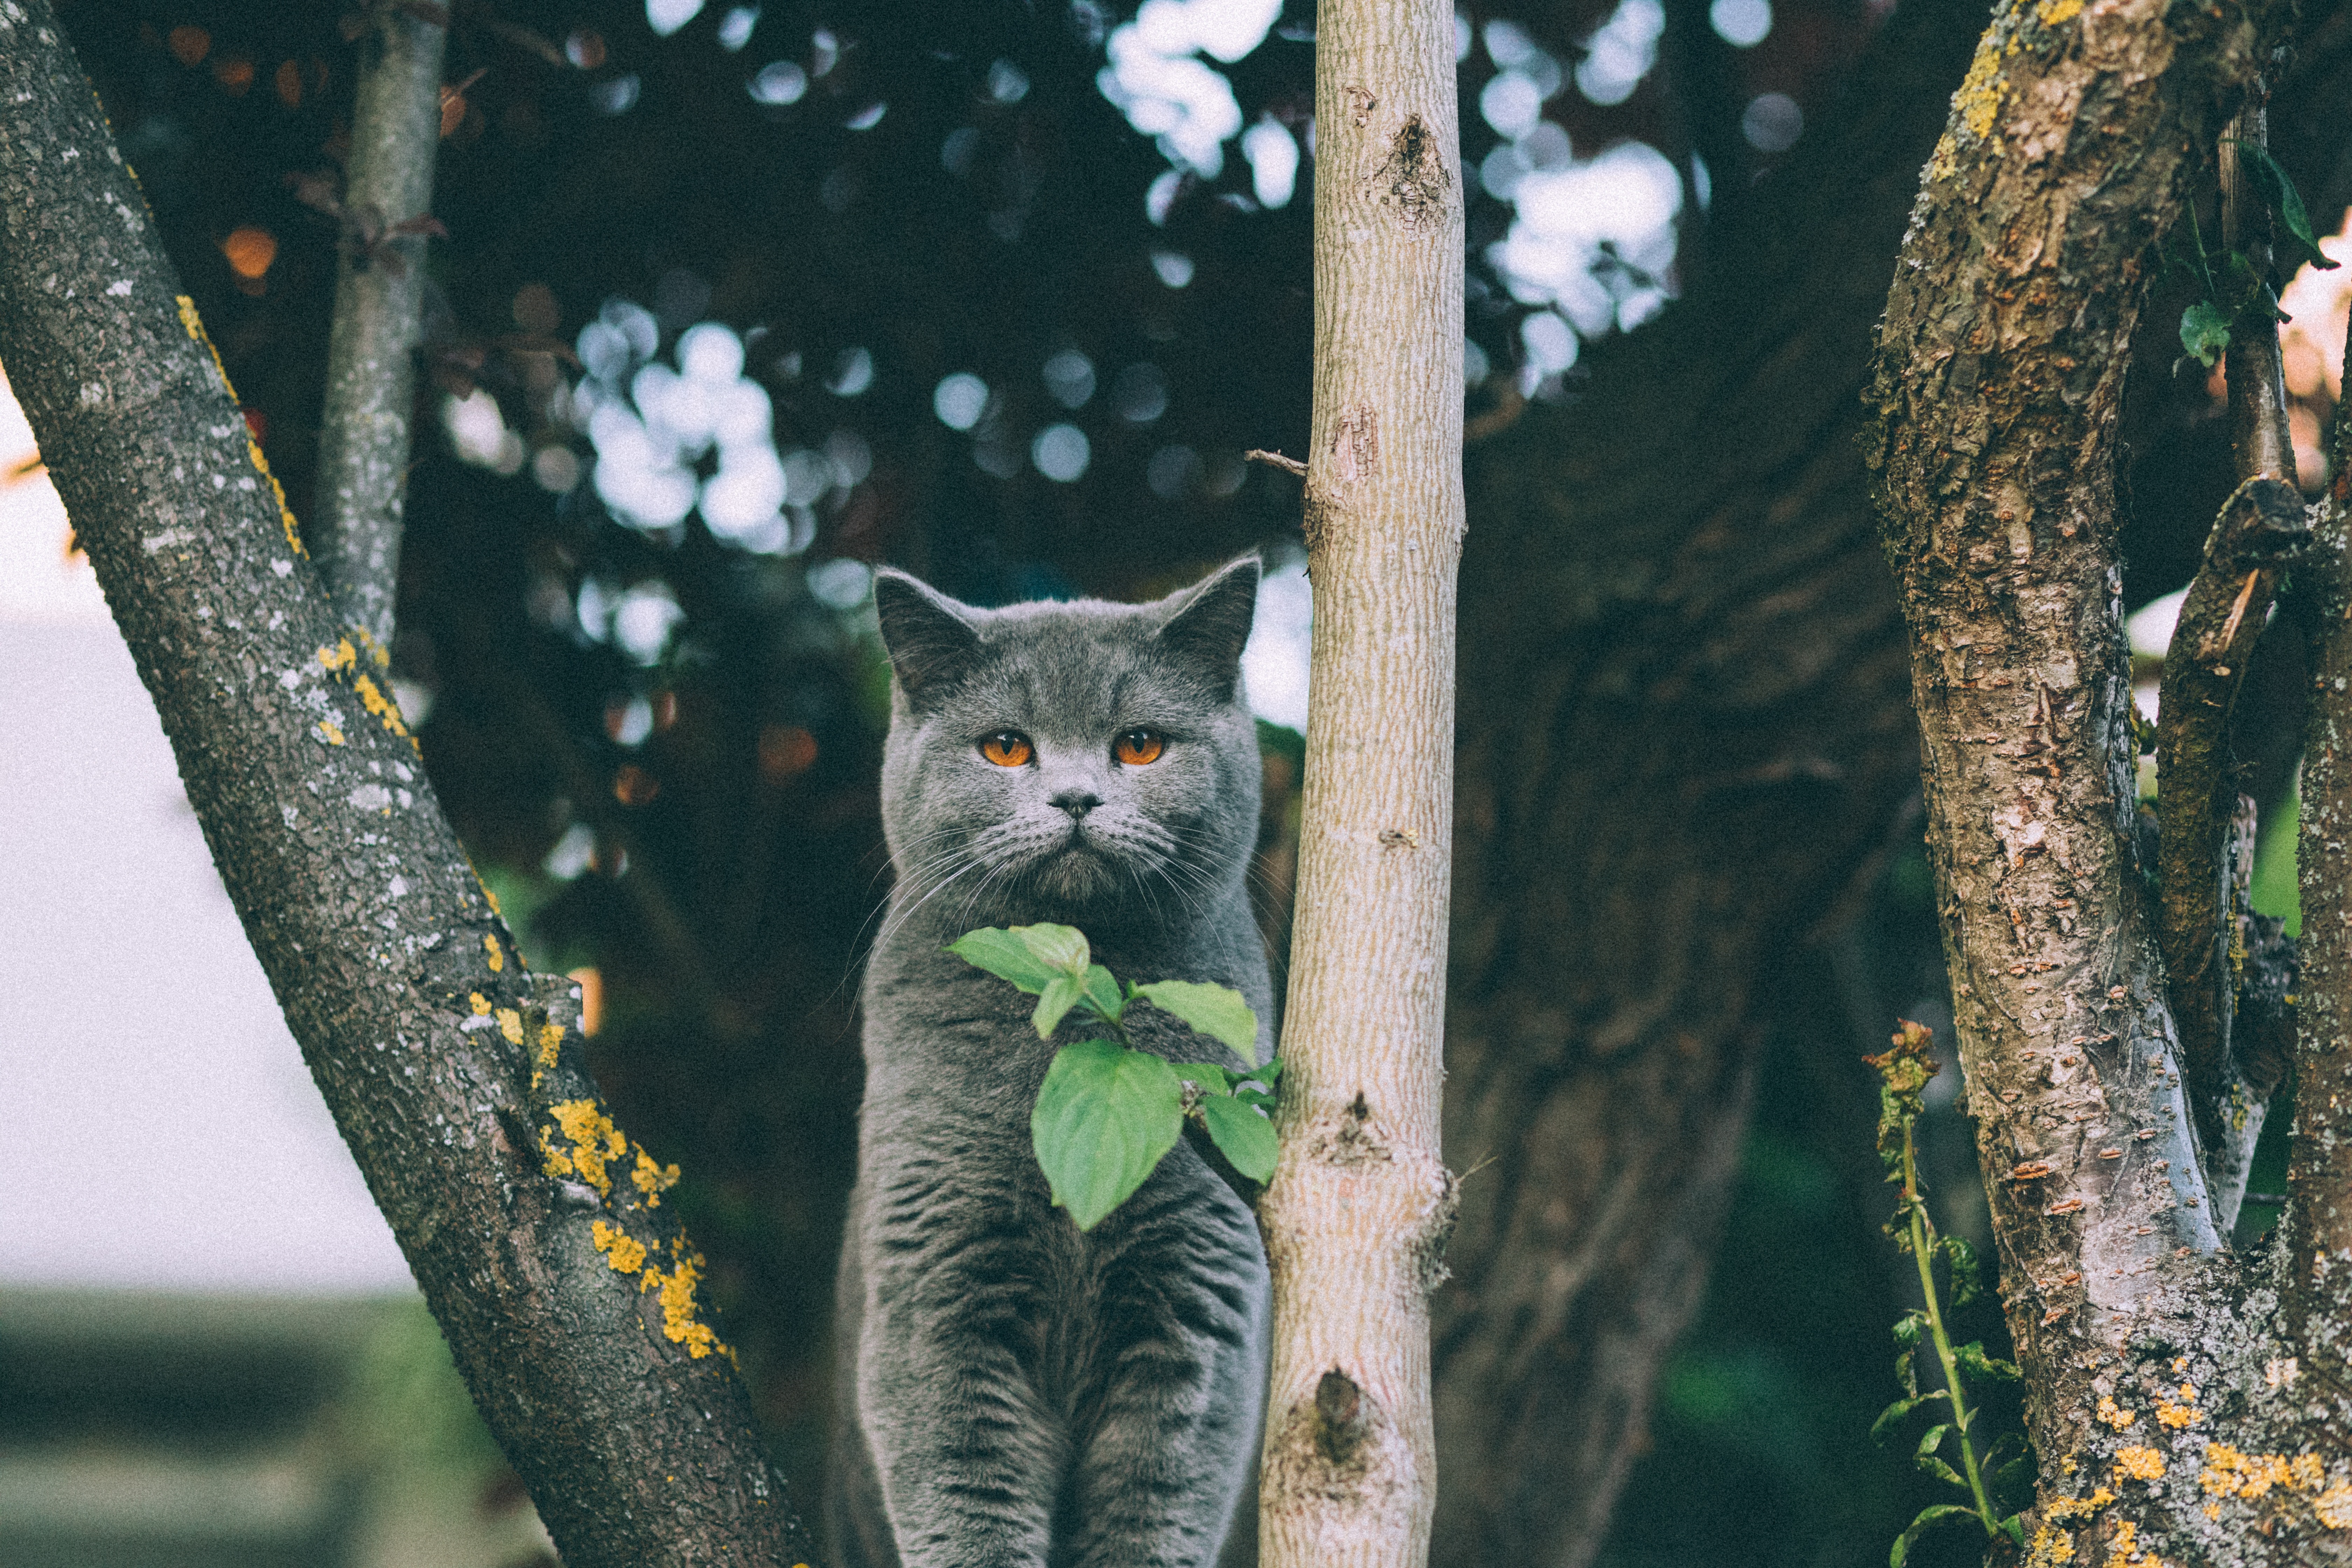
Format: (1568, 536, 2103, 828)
(1057, 1182, 1269, 1568)
(858, 1263, 1068, 1567)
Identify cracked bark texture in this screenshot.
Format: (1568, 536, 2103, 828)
(314, 0, 446, 646)
(0, 6, 822, 1564)
(1256, 2, 1462, 1563)
(1870, 0, 2352, 1553)
(1426, 0, 1984, 1560)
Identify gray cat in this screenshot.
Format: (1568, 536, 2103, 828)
(827, 558, 1273, 1568)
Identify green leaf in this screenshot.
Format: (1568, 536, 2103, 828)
(1894, 1348, 1918, 1399)
(1200, 1093, 1279, 1182)
(1954, 1341, 2022, 1385)
(1871, 1392, 1942, 1443)
(1916, 1423, 1951, 1464)
(1916, 1454, 1965, 1488)
(1939, 1235, 1983, 1306)
(949, 927, 1063, 994)
(1892, 1310, 1925, 1348)
(1171, 1062, 1238, 1089)
(1133, 980, 1259, 1068)
(1082, 963, 1124, 1020)
(1033, 973, 1087, 1039)
(2229, 140, 2341, 273)
(2182, 300, 2232, 367)
(1890, 1504, 1986, 1568)
(1031, 1041, 1185, 1231)
(1016, 922, 1091, 976)
(1998, 1514, 2025, 1547)
(1233, 1086, 1278, 1109)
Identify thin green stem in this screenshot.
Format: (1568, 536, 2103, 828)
(1903, 1122, 1996, 1532)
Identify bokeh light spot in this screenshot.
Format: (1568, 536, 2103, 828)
(273, 59, 302, 108)
(1742, 92, 1803, 152)
(934, 373, 989, 431)
(647, 0, 706, 39)
(719, 5, 760, 50)
(213, 56, 255, 96)
(1032, 424, 1091, 482)
(1044, 349, 1096, 408)
(750, 60, 809, 105)
(1710, 0, 1773, 47)
(167, 25, 210, 67)
(222, 226, 278, 282)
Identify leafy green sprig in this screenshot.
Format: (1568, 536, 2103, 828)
(2172, 141, 2338, 370)
(1868, 1021, 2031, 1567)
(950, 923, 1280, 1231)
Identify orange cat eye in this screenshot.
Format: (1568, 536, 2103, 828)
(1113, 729, 1165, 765)
(980, 731, 1034, 767)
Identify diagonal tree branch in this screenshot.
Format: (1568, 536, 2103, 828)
(0, 7, 821, 1564)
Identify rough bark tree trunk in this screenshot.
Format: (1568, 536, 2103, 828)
(1869, 0, 2352, 1553)
(313, 0, 447, 646)
(1255, 2, 1463, 1563)
(0, 7, 822, 1564)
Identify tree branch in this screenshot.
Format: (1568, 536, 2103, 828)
(314, 0, 447, 646)
(2155, 474, 2305, 1222)
(0, 7, 821, 1563)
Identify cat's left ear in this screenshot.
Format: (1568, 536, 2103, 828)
(1154, 555, 1261, 701)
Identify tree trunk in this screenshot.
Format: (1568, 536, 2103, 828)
(0, 7, 821, 1563)
(1869, 0, 2352, 1553)
(1255, 2, 1463, 1563)
(313, 0, 447, 646)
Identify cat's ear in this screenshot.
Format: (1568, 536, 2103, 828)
(873, 569, 983, 709)
(1154, 555, 1261, 700)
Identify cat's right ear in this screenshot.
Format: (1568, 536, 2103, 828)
(873, 569, 984, 710)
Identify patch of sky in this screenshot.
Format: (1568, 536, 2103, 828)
(576, 305, 819, 555)
(1241, 550, 1311, 733)
(1097, 0, 1282, 190)
(1575, 0, 1665, 106)
(1240, 116, 1298, 208)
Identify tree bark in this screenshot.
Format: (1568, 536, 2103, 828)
(313, 0, 448, 647)
(0, 7, 821, 1564)
(1870, 0, 2352, 1553)
(1255, 3, 1462, 1563)
(1426, 0, 1984, 1561)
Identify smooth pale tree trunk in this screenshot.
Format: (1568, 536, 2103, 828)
(313, 1, 447, 646)
(1255, 2, 1462, 1564)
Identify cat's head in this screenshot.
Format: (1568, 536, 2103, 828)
(872, 557, 1264, 934)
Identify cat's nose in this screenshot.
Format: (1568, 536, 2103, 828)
(1050, 789, 1102, 820)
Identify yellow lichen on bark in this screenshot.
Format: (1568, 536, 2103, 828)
(639, 1241, 723, 1358)
(495, 1006, 523, 1046)
(2115, 1446, 2164, 1480)
(544, 1099, 628, 1197)
(632, 1148, 681, 1206)
(2098, 1394, 2137, 1428)
(591, 1217, 647, 1274)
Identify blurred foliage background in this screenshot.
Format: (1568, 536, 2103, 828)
(38, 0, 2323, 1559)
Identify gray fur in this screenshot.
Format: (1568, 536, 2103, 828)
(828, 558, 1274, 1568)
